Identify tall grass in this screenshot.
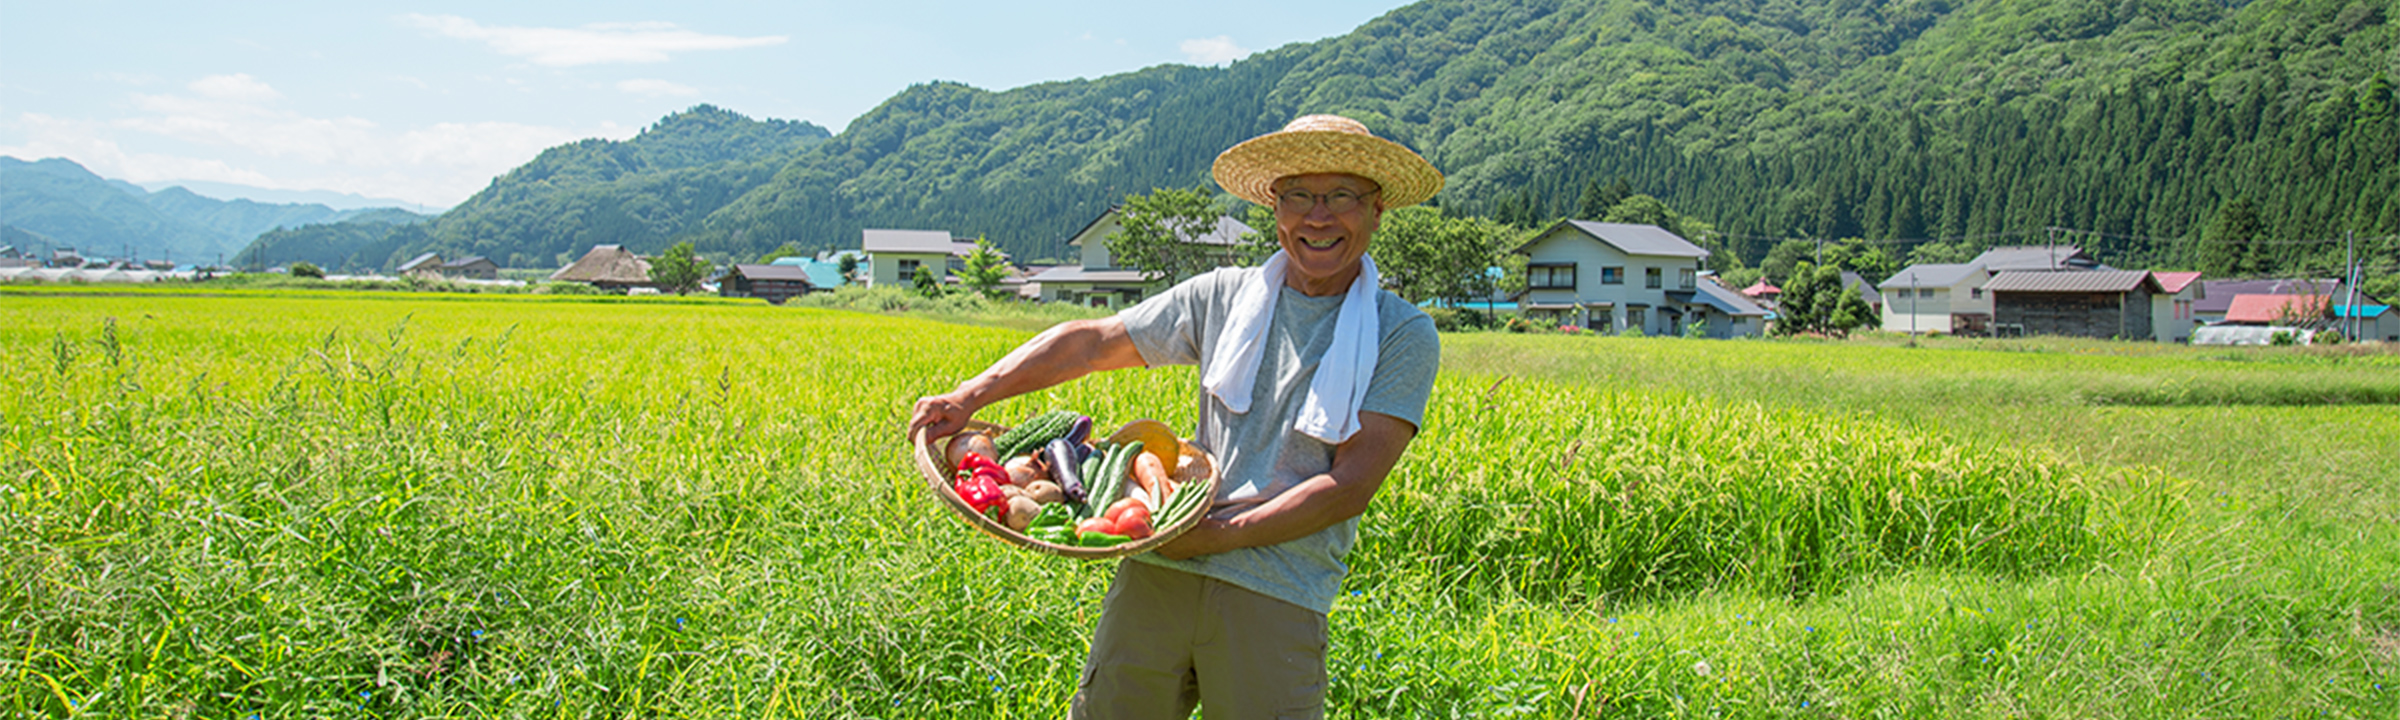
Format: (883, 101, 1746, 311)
(3, 293, 2392, 717)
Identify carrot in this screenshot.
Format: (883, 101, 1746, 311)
(1132, 451, 1171, 508)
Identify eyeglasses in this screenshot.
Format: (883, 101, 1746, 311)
(1275, 187, 1377, 214)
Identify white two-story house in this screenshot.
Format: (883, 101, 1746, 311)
(863, 229, 961, 288)
(1026, 207, 1251, 308)
(1514, 221, 1760, 337)
(1876, 262, 1993, 335)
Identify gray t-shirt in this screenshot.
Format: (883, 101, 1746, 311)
(1116, 265, 1440, 614)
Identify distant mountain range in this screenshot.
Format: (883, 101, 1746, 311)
(0, 156, 428, 264)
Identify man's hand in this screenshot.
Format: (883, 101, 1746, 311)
(908, 392, 978, 445)
(1149, 411, 1417, 561)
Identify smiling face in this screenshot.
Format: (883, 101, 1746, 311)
(1272, 173, 1385, 297)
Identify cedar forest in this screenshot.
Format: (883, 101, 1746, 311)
(238, 0, 2400, 296)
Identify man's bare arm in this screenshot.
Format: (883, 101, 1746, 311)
(907, 317, 1147, 442)
(1155, 410, 1416, 560)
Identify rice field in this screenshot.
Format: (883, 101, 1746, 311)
(4, 290, 2394, 717)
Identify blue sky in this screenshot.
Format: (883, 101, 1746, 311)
(0, 1, 1404, 209)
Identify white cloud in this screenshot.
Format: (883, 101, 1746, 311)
(401, 14, 786, 66)
(2, 76, 637, 207)
(189, 73, 281, 102)
(617, 78, 699, 97)
(1180, 36, 1248, 65)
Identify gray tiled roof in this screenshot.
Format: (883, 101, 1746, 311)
(1517, 221, 1708, 258)
(1971, 245, 2103, 271)
(1879, 263, 1982, 289)
(863, 229, 955, 254)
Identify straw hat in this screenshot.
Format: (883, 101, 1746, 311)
(1212, 114, 1443, 209)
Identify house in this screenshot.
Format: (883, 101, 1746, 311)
(2193, 279, 2349, 325)
(2149, 271, 2205, 343)
(1877, 263, 1992, 335)
(1986, 270, 2162, 339)
(398, 252, 444, 277)
(863, 229, 959, 288)
(50, 248, 83, 268)
(440, 256, 499, 280)
(718, 264, 816, 304)
(1738, 279, 1781, 301)
(2221, 294, 2329, 325)
(1675, 276, 1772, 338)
(2333, 304, 2398, 343)
(1026, 207, 1253, 308)
(1970, 245, 2106, 272)
(768, 256, 852, 289)
(1840, 270, 1883, 315)
(1513, 220, 1750, 336)
(549, 245, 656, 290)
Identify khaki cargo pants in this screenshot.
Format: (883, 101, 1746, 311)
(1069, 559, 1329, 719)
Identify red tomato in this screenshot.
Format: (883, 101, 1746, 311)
(1117, 515, 1154, 540)
(1114, 505, 1152, 530)
(1076, 517, 1120, 536)
(1104, 497, 1145, 523)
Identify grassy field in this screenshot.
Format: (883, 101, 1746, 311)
(4, 290, 2395, 717)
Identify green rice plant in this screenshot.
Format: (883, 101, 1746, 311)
(1355, 375, 2183, 606)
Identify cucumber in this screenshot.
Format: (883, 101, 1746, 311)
(992, 410, 1080, 459)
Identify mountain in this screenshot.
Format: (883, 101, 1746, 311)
(134, 180, 429, 212)
(262, 0, 2399, 287)
(682, 0, 2391, 276)
(0, 156, 428, 264)
(421, 104, 831, 268)
(233, 210, 433, 272)
(0, 157, 231, 262)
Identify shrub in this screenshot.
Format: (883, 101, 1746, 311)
(2315, 330, 2345, 345)
(2271, 330, 2296, 346)
(288, 261, 325, 279)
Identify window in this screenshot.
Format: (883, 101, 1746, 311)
(1920, 288, 1935, 299)
(1679, 268, 1696, 289)
(1645, 267, 1663, 289)
(897, 259, 921, 279)
(1971, 287, 1983, 300)
(1601, 266, 1624, 285)
(1528, 263, 1576, 289)
(2175, 299, 2192, 320)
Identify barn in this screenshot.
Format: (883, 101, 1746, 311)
(1987, 270, 2162, 340)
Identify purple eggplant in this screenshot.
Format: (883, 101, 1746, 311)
(1063, 415, 1093, 445)
(1043, 436, 1089, 504)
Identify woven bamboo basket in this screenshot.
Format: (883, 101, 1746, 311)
(913, 419, 1219, 560)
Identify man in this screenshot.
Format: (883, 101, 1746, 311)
(907, 114, 1441, 718)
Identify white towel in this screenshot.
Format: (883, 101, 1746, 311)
(1201, 250, 1382, 444)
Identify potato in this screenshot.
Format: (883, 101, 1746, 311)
(946, 431, 999, 469)
(1004, 496, 1042, 531)
(1004, 454, 1042, 485)
(999, 484, 1025, 501)
(1022, 480, 1065, 505)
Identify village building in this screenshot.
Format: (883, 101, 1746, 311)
(550, 245, 656, 291)
(2149, 271, 2205, 343)
(1986, 269, 2161, 339)
(718, 264, 817, 304)
(398, 252, 444, 278)
(1512, 220, 1762, 337)
(1876, 262, 1992, 335)
(1025, 207, 1252, 308)
(2192, 279, 2347, 325)
(2333, 303, 2398, 343)
(440, 256, 499, 280)
(862, 229, 962, 288)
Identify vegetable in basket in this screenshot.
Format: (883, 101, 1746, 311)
(1043, 437, 1090, 504)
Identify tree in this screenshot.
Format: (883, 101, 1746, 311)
(648, 240, 707, 295)
(1577, 177, 1632, 221)
(289, 261, 325, 279)
(836, 253, 859, 285)
(1760, 239, 1818, 285)
(1372, 205, 1518, 306)
(911, 264, 942, 297)
(1771, 262, 1872, 336)
(1107, 186, 1226, 283)
(2200, 197, 2264, 278)
(757, 242, 806, 263)
(959, 236, 1010, 299)
(1908, 241, 1974, 266)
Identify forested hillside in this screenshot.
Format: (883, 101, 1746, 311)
(328, 0, 2394, 287)
(424, 105, 831, 268)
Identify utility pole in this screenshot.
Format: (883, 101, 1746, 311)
(2346, 230, 2359, 340)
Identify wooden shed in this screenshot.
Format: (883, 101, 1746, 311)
(719, 264, 816, 305)
(1987, 270, 2163, 340)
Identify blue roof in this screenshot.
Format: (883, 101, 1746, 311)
(2334, 304, 2390, 318)
(768, 257, 847, 288)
